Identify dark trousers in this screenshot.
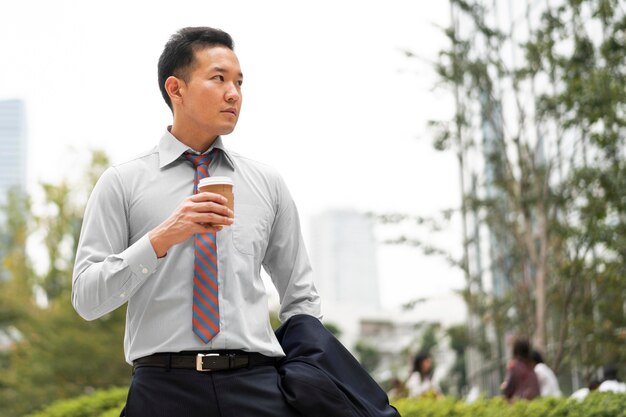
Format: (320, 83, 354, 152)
(123, 365, 302, 417)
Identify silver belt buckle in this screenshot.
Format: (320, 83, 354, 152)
(196, 353, 219, 372)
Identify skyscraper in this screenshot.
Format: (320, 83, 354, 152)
(309, 209, 381, 312)
(0, 99, 27, 207)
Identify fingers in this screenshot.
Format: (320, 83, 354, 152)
(196, 201, 233, 218)
(190, 191, 228, 205)
(188, 211, 234, 227)
(151, 193, 235, 257)
(186, 192, 233, 224)
(201, 224, 223, 233)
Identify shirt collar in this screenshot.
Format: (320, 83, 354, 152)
(158, 127, 235, 170)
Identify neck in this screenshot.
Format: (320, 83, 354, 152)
(170, 121, 218, 153)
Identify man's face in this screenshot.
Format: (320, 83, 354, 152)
(178, 46, 243, 136)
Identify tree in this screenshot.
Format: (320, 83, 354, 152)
(0, 187, 34, 386)
(0, 187, 34, 333)
(418, 322, 440, 356)
(382, 0, 626, 394)
(445, 324, 469, 396)
(433, 0, 626, 386)
(0, 150, 130, 417)
(354, 341, 382, 373)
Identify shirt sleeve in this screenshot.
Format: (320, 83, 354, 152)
(72, 167, 159, 321)
(501, 365, 517, 399)
(262, 174, 322, 322)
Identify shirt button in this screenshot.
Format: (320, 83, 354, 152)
(142, 268, 148, 274)
(120, 292, 126, 298)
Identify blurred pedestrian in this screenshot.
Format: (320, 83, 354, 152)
(500, 338, 540, 401)
(531, 350, 562, 397)
(386, 377, 408, 399)
(406, 352, 441, 398)
(598, 364, 626, 393)
(570, 378, 600, 401)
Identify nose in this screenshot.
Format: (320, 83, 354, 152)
(225, 83, 241, 103)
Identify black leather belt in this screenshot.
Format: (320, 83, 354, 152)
(133, 351, 276, 372)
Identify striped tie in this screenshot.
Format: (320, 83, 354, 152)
(184, 151, 220, 343)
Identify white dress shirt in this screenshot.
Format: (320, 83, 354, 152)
(72, 129, 321, 363)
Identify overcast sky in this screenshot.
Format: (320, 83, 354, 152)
(1, 0, 465, 312)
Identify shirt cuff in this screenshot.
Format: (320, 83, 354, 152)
(121, 234, 159, 278)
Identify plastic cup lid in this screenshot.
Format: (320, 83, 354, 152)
(198, 176, 234, 187)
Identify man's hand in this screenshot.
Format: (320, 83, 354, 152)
(149, 192, 234, 258)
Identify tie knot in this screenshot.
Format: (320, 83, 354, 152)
(183, 151, 213, 167)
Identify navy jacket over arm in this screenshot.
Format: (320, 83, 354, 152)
(275, 314, 401, 417)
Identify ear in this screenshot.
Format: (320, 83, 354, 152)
(165, 76, 185, 106)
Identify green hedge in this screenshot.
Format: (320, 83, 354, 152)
(393, 392, 626, 417)
(23, 387, 626, 417)
(23, 387, 126, 417)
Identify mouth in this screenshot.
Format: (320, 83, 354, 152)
(221, 108, 238, 117)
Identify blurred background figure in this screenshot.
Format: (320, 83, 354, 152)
(386, 377, 408, 400)
(531, 350, 562, 397)
(464, 386, 481, 403)
(598, 364, 626, 393)
(406, 352, 441, 398)
(500, 338, 540, 402)
(570, 379, 600, 401)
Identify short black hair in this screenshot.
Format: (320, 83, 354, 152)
(531, 349, 544, 364)
(512, 338, 531, 359)
(157, 27, 234, 110)
(603, 364, 619, 381)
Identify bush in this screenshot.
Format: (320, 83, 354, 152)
(24, 387, 626, 417)
(392, 392, 626, 417)
(23, 387, 126, 417)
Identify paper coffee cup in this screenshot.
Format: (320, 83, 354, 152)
(198, 176, 234, 215)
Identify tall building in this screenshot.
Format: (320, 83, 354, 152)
(308, 209, 382, 351)
(0, 99, 27, 207)
(309, 209, 381, 312)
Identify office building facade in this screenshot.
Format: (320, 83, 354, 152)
(0, 99, 27, 206)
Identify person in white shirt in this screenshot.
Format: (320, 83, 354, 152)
(531, 350, 562, 397)
(598, 364, 626, 393)
(406, 352, 441, 398)
(570, 379, 600, 401)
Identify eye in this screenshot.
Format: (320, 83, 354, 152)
(237, 80, 243, 87)
(211, 75, 225, 81)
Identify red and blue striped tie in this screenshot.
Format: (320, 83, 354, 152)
(184, 151, 220, 343)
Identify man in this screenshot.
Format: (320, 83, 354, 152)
(72, 27, 321, 416)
